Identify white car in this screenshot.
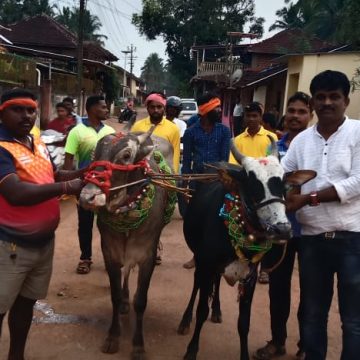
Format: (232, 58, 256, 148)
(179, 98, 198, 122)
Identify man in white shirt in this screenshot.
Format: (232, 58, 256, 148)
(165, 96, 187, 140)
(232, 96, 244, 136)
(282, 70, 360, 360)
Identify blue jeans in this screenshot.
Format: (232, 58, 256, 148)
(298, 232, 360, 360)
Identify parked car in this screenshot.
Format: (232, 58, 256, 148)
(179, 98, 198, 122)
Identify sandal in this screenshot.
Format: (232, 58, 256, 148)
(76, 260, 92, 274)
(254, 341, 286, 360)
(258, 270, 269, 284)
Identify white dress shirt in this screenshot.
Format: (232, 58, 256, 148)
(281, 117, 360, 235)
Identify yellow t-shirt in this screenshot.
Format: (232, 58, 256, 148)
(30, 125, 41, 139)
(131, 117, 180, 173)
(229, 126, 277, 164)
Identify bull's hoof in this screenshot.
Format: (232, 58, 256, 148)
(210, 311, 222, 323)
(101, 336, 119, 354)
(177, 322, 191, 335)
(119, 301, 130, 314)
(131, 346, 146, 360)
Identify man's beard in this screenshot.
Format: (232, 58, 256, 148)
(150, 112, 163, 122)
(207, 110, 221, 123)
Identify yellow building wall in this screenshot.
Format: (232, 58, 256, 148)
(285, 52, 360, 120)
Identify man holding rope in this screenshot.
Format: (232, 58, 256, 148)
(0, 89, 84, 360)
(64, 95, 115, 275)
(282, 70, 360, 360)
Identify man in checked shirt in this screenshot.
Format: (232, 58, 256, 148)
(182, 93, 231, 176)
(181, 93, 231, 268)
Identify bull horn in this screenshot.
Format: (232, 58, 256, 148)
(230, 138, 246, 164)
(142, 144, 154, 157)
(268, 135, 279, 158)
(137, 125, 156, 145)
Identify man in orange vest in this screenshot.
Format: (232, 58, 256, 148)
(0, 88, 84, 360)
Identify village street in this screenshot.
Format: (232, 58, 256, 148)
(0, 116, 342, 360)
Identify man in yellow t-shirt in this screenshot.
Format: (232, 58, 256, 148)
(131, 92, 180, 173)
(229, 102, 277, 164)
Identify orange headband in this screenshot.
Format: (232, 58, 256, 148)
(198, 98, 221, 116)
(0, 98, 38, 111)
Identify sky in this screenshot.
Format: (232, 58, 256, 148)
(56, 0, 285, 77)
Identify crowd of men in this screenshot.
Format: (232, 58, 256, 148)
(0, 69, 359, 360)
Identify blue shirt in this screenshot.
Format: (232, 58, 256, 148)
(186, 114, 200, 128)
(277, 133, 301, 237)
(277, 132, 290, 160)
(182, 122, 231, 174)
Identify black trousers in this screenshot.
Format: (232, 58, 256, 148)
(77, 205, 95, 260)
(266, 238, 303, 349)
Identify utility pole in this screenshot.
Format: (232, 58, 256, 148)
(77, 0, 85, 115)
(121, 50, 131, 99)
(128, 44, 136, 75)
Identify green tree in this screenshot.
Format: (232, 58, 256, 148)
(0, 0, 54, 25)
(269, 0, 308, 31)
(140, 53, 166, 93)
(55, 6, 107, 45)
(270, 0, 360, 46)
(133, 0, 264, 94)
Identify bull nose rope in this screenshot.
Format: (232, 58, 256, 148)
(84, 159, 150, 196)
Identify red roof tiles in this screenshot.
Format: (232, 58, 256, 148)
(248, 29, 333, 55)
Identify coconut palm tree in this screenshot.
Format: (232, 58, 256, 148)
(140, 53, 166, 93)
(55, 6, 108, 45)
(0, 0, 54, 25)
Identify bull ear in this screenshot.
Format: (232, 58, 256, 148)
(284, 170, 317, 186)
(137, 125, 155, 145)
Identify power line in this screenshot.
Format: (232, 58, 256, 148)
(109, 0, 130, 44)
(123, 0, 141, 12)
(87, 0, 132, 21)
(90, 1, 125, 54)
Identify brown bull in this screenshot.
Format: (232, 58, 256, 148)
(79, 129, 174, 360)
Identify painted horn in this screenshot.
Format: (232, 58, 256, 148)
(137, 125, 156, 145)
(230, 138, 246, 164)
(267, 135, 279, 158)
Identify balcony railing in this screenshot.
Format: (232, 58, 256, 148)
(0, 52, 37, 86)
(197, 61, 243, 76)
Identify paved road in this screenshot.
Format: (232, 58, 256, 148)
(0, 115, 342, 360)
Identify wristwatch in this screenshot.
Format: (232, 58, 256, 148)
(309, 191, 320, 207)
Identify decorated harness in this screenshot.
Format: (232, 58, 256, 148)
(84, 150, 177, 233)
